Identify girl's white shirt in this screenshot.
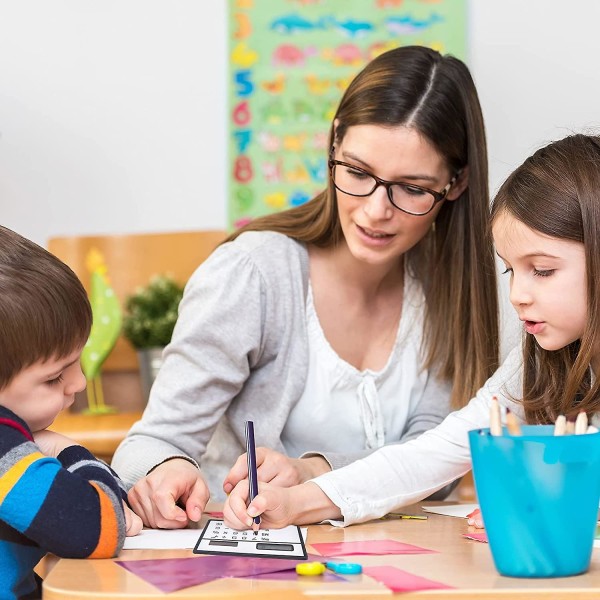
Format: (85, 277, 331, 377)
(311, 345, 600, 526)
(281, 272, 426, 457)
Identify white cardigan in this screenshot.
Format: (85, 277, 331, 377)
(112, 231, 454, 498)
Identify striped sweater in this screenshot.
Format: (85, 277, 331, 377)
(0, 406, 126, 600)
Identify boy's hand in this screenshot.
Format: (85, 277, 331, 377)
(127, 458, 210, 529)
(222, 447, 330, 494)
(33, 429, 77, 457)
(123, 502, 143, 536)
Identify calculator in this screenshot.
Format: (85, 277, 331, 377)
(194, 519, 307, 559)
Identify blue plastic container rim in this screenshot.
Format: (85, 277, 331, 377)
(472, 424, 600, 438)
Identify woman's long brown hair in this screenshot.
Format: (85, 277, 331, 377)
(227, 46, 499, 407)
(491, 134, 600, 422)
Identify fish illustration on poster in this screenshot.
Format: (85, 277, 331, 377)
(228, 0, 466, 229)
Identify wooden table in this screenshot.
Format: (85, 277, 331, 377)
(42, 503, 600, 599)
(49, 411, 142, 462)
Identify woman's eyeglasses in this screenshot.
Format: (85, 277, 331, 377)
(328, 148, 461, 216)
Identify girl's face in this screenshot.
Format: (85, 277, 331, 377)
(0, 348, 86, 432)
(493, 211, 587, 351)
(333, 124, 464, 269)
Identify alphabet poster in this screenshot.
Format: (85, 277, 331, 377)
(228, 0, 466, 228)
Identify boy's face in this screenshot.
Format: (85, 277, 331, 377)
(0, 348, 86, 432)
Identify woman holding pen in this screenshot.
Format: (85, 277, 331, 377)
(112, 45, 500, 529)
(223, 133, 600, 531)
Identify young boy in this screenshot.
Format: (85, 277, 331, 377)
(0, 225, 141, 600)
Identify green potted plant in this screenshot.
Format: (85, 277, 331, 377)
(122, 275, 185, 402)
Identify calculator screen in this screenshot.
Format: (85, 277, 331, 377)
(256, 542, 295, 551)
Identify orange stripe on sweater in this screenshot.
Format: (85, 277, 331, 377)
(0, 451, 46, 503)
(88, 481, 120, 558)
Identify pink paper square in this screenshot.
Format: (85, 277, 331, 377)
(311, 539, 435, 557)
(364, 566, 454, 592)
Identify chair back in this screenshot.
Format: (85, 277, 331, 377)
(48, 230, 228, 371)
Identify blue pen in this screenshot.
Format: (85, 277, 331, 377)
(245, 420, 261, 533)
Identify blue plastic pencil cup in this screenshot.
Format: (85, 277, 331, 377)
(469, 425, 600, 578)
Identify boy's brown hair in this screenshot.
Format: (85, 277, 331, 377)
(0, 225, 92, 389)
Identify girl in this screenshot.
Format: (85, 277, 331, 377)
(223, 133, 600, 529)
(113, 45, 500, 529)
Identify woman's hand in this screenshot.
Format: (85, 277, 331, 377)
(33, 429, 77, 457)
(222, 447, 330, 495)
(123, 502, 143, 536)
(127, 458, 210, 529)
(466, 508, 484, 528)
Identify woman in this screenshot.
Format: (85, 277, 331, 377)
(112, 45, 499, 528)
(223, 133, 600, 530)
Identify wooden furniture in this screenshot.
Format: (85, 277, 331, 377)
(46, 230, 228, 454)
(42, 503, 600, 599)
(49, 411, 142, 463)
(48, 229, 228, 372)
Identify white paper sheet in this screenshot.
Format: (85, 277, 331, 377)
(123, 528, 202, 550)
(421, 503, 479, 518)
(123, 525, 308, 550)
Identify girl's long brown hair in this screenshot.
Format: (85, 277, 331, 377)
(491, 134, 600, 422)
(227, 46, 499, 407)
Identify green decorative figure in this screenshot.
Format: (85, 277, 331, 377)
(81, 248, 122, 414)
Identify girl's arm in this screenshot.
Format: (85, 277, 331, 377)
(224, 348, 524, 528)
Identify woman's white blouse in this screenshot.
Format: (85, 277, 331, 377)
(281, 272, 428, 457)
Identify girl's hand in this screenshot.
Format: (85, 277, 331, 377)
(222, 447, 330, 494)
(223, 480, 298, 530)
(127, 458, 210, 529)
(467, 508, 484, 528)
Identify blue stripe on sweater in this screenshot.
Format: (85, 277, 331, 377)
(0, 538, 44, 600)
(0, 456, 61, 532)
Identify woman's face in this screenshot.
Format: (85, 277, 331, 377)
(333, 124, 462, 268)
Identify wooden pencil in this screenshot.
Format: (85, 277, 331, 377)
(554, 414, 567, 436)
(505, 408, 522, 436)
(489, 395, 502, 436)
(575, 411, 588, 435)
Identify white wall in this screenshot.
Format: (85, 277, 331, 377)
(469, 1, 600, 196)
(2, 0, 599, 356)
(3, 0, 600, 246)
(0, 0, 228, 244)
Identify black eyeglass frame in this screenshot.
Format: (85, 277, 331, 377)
(328, 148, 462, 216)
